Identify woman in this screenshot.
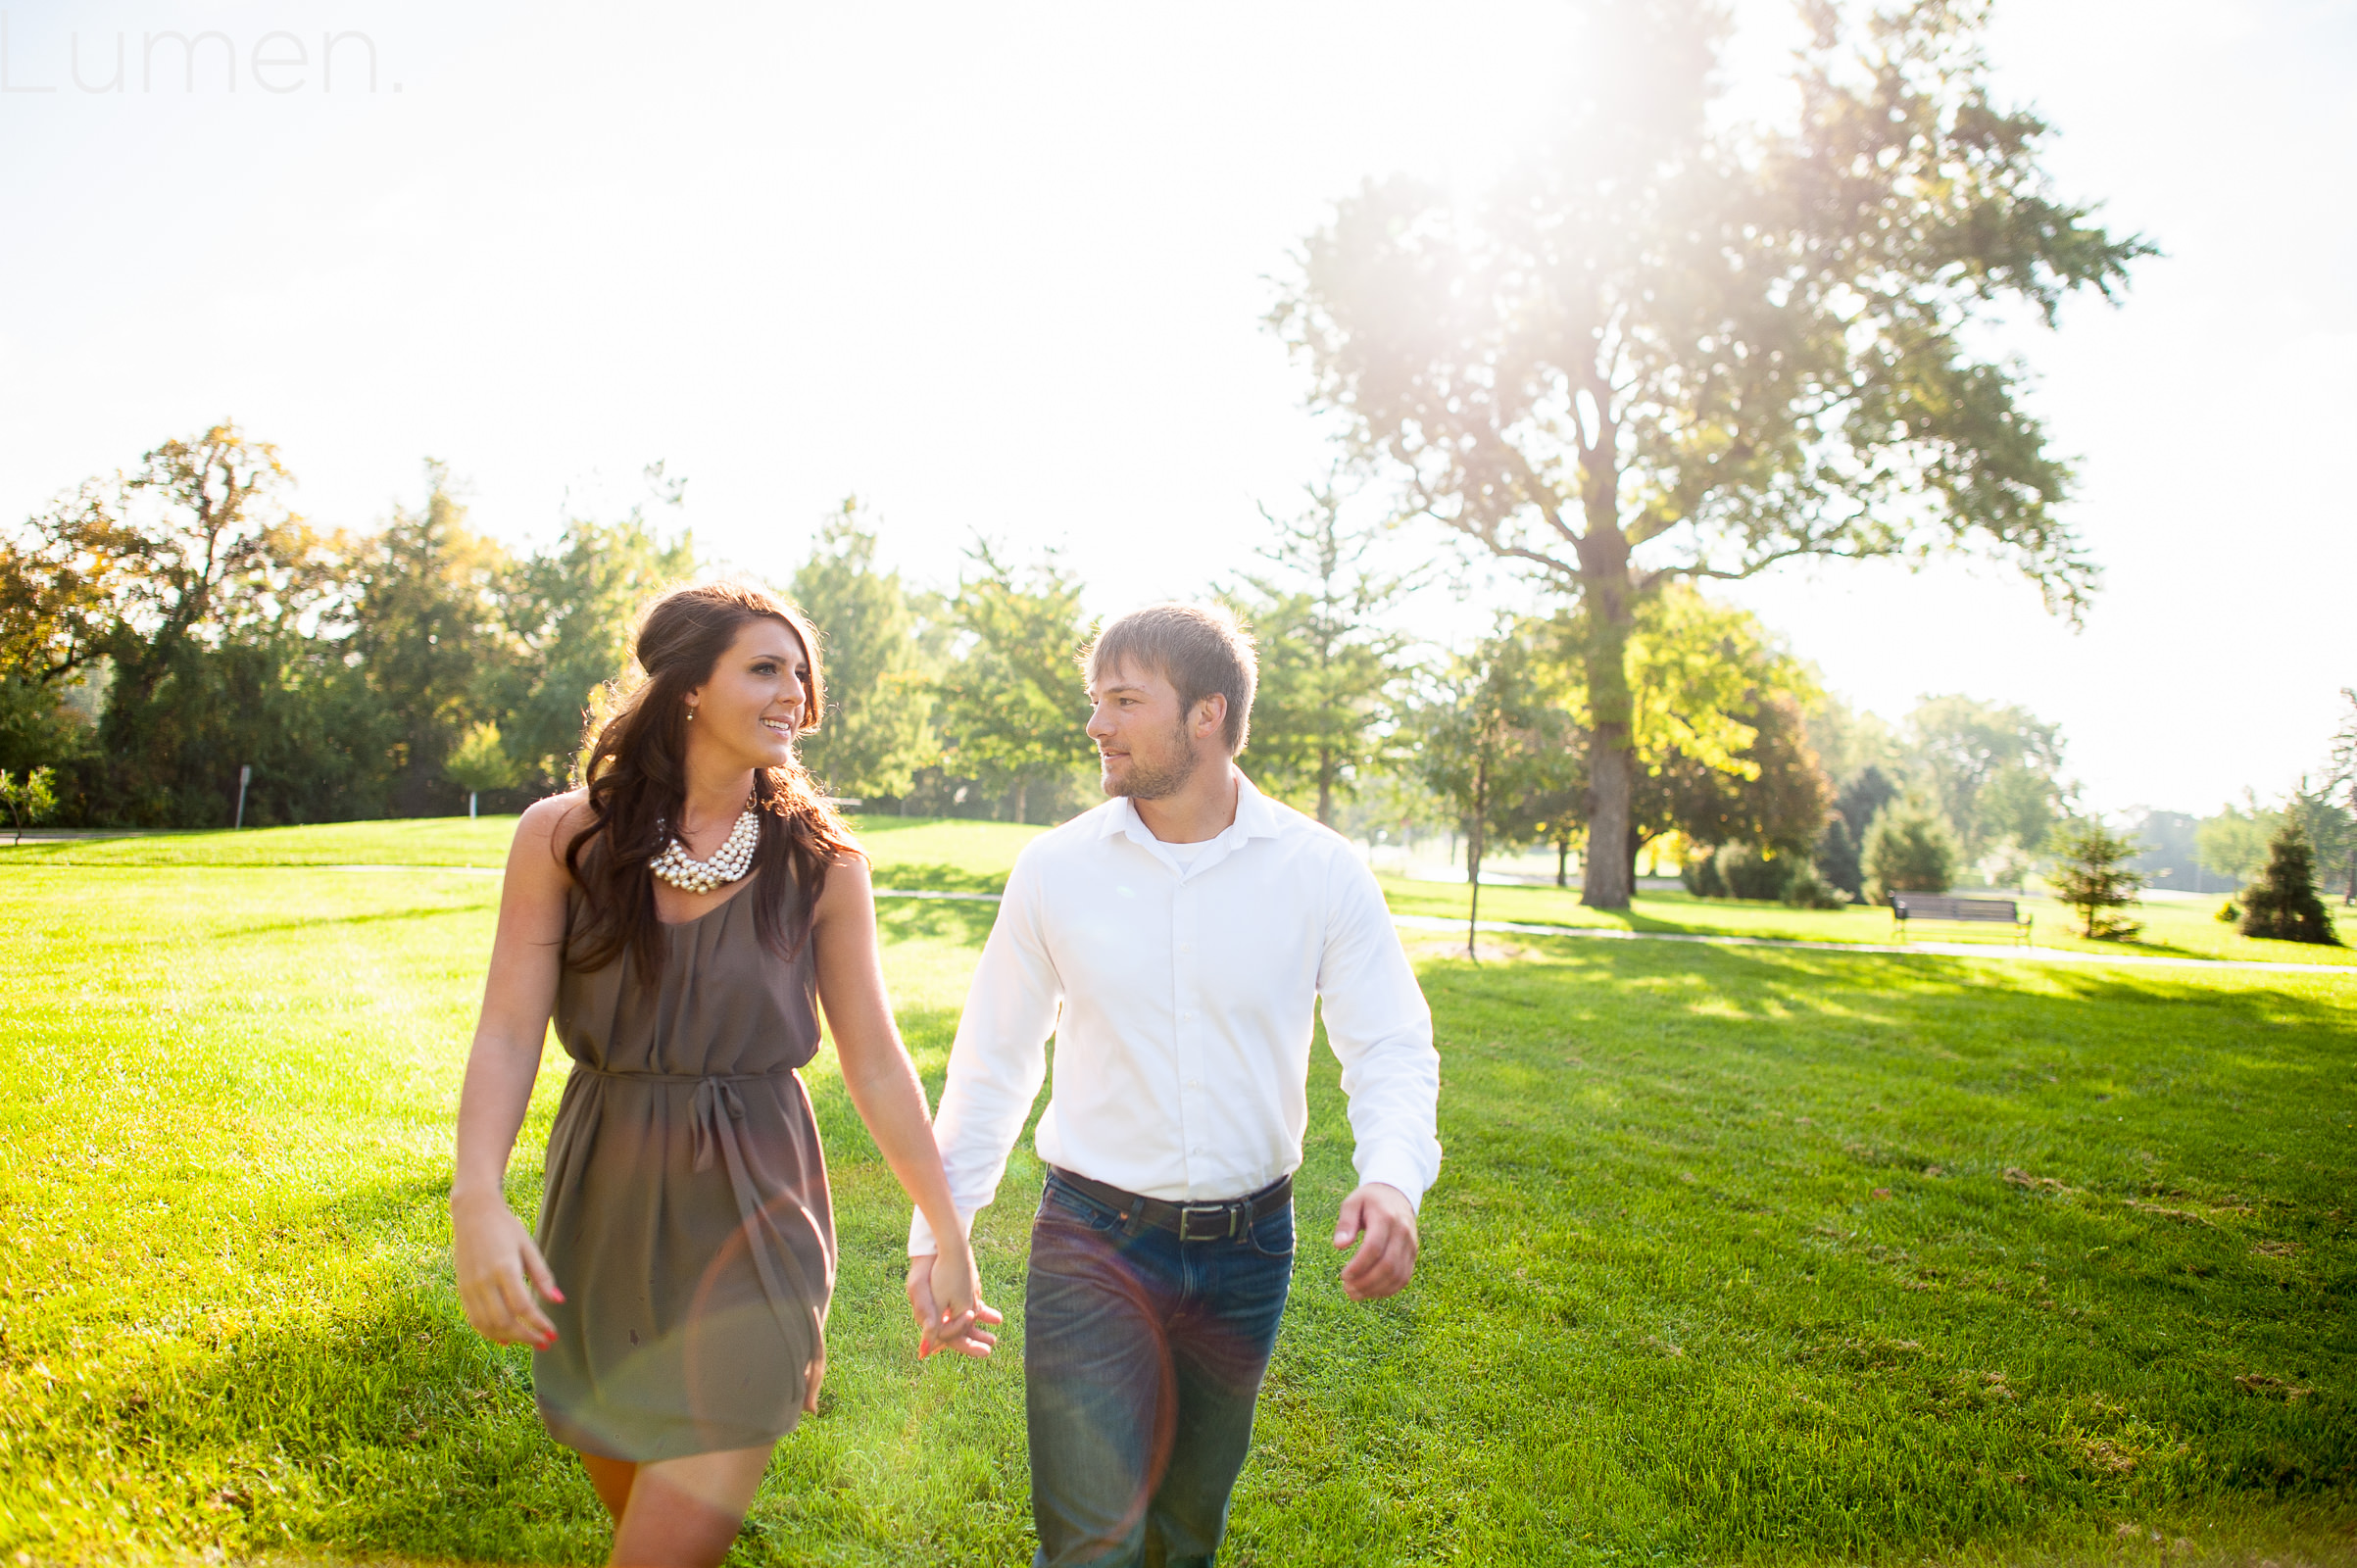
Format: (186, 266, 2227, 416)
(451, 581, 997, 1568)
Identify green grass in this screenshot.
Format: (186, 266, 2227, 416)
(1, 821, 2352, 1565)
(1384, 880, 2357, 968)
(20, 815, 2343, 966)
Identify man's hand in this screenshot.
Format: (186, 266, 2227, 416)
(906, 1253, 1004, 1359)
(1333, 1182, 1418, 1301)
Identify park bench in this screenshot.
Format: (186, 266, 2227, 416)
(1889, 894, 2033, 946)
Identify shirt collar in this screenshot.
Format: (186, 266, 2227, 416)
(1095, 765, 1283, 849)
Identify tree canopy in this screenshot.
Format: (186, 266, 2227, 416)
(1274, 0, 2149, 905)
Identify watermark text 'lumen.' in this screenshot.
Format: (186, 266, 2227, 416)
(1, 17, 395, 95)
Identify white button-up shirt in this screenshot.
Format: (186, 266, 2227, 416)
(908, 770, 1442, 1255)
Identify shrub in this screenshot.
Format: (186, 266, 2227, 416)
(1717, 844, 1791, 902)
(2046, 819, 2145, 941)
(2216, 901, 2239, 924)
(0, 765, 58, 844)
(1783, 865, 1849, 909)
(1862, 799, 1957, 904)
(1683, 849, 1727, 899)
(2238, 821, 2342, 945)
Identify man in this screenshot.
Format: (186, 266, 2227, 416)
(907, 603, 1441, 1567)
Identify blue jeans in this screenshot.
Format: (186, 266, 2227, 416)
(1024, 1171, 1295, 1568)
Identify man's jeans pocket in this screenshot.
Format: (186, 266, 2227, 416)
(1247, 1201, 1295, 1260)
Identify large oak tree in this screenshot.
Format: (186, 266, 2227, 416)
(1274, 0, 2149, 905)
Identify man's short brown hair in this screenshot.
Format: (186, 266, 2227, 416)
(1085, 603, 1258, 754)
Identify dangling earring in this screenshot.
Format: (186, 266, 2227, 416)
(685, 705, 697, 721)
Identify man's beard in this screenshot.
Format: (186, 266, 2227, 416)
(1105, 722, 1200, 800)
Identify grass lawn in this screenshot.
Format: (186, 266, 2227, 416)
(0, 819, 2351, 1565)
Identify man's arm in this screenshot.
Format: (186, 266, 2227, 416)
(908, 850, 1062, 1258)
(1315, 850, 1442, 1300)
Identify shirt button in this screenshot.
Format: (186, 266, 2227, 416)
(1186, 1078, 1202, 1089)
(1180, 943, 1193, 953)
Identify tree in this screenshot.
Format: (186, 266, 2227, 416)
(2238, 820, 2341, 946)
(1274, 1, 2146, 906)
(1224, 477, 1411, 825)
(2195, 798, 2275, 887)
(1864, 799, 1958, 903)
(790, 499, 939, 802)
(1410, 626, 1567, 956)
(1835, 766, 1900, 849)
(2283, 777, 2353, 907)
(1904, 695, 2068, 865)
(936, 541, 1096, 824)
(0, 766, 57, 843)
(1, 478, 133, 687)
(69, 424, 360, 825)
(1815, 813, 1864, 899)
(445, 722, 524, 819)
(2046, 820, 2144, 941)
(1603, 588, 1830, 890)
(505, 465, 694, 785)
(1804, 695, 1904, 795)
(350, 465, 521, 815)
(2307, 690, 2357, 905)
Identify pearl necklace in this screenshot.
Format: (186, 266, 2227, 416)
(650, 806, 759, 894)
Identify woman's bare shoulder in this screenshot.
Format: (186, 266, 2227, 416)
(514, 790, 597, 873)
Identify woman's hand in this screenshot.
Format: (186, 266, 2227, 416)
(906, 1239, 1001, 1360)
(453, 1191, 564, 1349)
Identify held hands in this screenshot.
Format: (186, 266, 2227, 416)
(452, 1191, 564, 1349)
(905, 1239, 1003, 1360)
(1333, 1182, 1419, 1301)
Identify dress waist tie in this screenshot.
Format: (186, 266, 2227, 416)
(577, 1064, 828, 1403)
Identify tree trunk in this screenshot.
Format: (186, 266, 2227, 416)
(1555, 837, 1569, 888)
(2345, 846, 2354, 906)
(1316, 746, 1335, 827)
(1010, 779, 1028, 825)
(1576, 536, 1638, 908)
(1466, 761, 1486, 957)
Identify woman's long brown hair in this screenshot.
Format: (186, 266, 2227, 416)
(563, 580, 860, 979)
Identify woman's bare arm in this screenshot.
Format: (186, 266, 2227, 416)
(450, 794, 581, 1348)
(810, 854, 999, 1357)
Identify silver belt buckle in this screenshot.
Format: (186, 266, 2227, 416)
(1179, 1203, 1233, 1242)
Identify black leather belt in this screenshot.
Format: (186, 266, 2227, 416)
(1050, 1166, 1293, 1243)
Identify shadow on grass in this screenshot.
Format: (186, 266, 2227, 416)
(874, 896, 1000, 947)
(4, 1167, 602, 1566)
(866, 859, 1007, 896)
(219, 904, 489, 939)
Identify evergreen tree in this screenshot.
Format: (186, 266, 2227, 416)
(1863, 799, 1957, 903)
(1835, 765, 1898, 847)
(1222, 477, 1409, 825)
(351, 465, 521, 815)
(1815, 813, 1863, 898)
(505, 466, 694, 786)
(2046, 820, 2145, 941)
(790, 499, 939, 801)
(935, 541, 1095, 824)
(2238, 821, 2342, 946)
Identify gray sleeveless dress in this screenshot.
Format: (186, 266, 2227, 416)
(531, 874, 835, 1461)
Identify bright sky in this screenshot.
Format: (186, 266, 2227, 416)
(2, 1, 2350, 816)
